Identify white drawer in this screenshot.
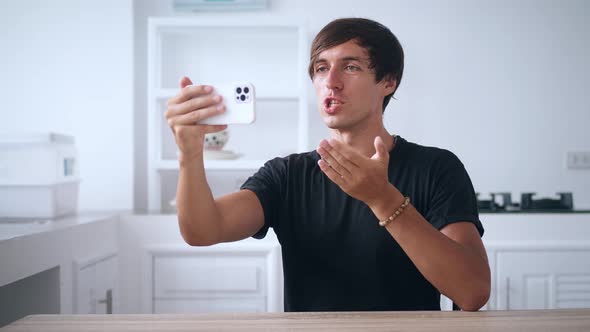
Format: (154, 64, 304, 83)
(154, 297, 266, 313)
(153, 254, 267, 298)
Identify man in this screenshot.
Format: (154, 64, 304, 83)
(165, 18, 490, 312)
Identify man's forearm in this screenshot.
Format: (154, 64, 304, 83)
(370, 185, 491, 311)
(176, 155, 223, 246)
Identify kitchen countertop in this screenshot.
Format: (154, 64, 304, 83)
(0, 211, 128, 241)
(0, 211, 587, 243)
(480, 210, 590, 214)
(0, 212, 122, 288)
(3, 310, 590, 331)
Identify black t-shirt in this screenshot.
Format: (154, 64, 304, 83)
(241, 135, 483, 312)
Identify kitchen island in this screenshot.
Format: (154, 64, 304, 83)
(3, 309, 590, 331)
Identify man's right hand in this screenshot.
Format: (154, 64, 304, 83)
(165, 76, 227, 162)
(166, 77, 265, 246)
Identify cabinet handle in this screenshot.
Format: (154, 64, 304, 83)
(97, 289, 113, 314)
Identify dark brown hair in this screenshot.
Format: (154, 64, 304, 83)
(308, 18, 404, 112)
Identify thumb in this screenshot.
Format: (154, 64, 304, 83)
(372, 136, 388, 161)
(180, 76, 193, 89)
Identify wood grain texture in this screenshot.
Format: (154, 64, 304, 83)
(3, 310, 590, 331)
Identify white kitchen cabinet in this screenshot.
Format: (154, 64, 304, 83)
(125, 214, 590, 313)
(147, 17, 309, 213)
(486, 245, 590, 310)
(482, 214, 590, 311)
(8, 213, 583, 316)
(142, 240, 282, 314)
(73, 252, 118, 314)
(0, 213, 120, 324)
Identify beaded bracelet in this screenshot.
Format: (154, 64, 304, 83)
(379, 196, 411, 227)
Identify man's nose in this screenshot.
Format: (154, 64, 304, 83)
(325, 67, 343, 90)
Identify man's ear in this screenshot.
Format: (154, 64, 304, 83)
(383, 78, 397, 96)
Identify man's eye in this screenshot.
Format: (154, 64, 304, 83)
(315, 66, 328, 73)
(345, 65, 359, 71)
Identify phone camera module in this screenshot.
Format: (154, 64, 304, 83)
(234, 85, 252, 103)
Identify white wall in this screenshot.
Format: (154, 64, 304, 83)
(0, 0, 134, 211)
(134, 0, 590, 210)
(1, 1, 585, 213)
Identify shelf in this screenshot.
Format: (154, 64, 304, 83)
(147, 17, 308, 212)
(153, 21, 302, 92)
(157, 159, 264, 171)
(154, 88, 301, 101)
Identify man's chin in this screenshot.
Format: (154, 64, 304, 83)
(321, 112, 354, 129)
(323, 118, 349, 130)
(322, 118, 338, 129)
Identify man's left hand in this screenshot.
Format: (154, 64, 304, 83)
(316, 136, 392, 205)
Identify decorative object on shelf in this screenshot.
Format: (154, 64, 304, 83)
(203, 128, 229, 150)
(203, 129, 241, 160)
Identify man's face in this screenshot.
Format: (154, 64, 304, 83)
(311, 40, 393, 131)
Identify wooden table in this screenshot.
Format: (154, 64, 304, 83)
(3, 310, 590, 331)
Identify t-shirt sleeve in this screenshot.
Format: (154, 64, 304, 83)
(239, 157, 287, 239)
(425, 150, 484, 237)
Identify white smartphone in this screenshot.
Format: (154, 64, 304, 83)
(198, 83, 256, 125)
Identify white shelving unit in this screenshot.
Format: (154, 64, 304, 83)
(147, 17, 309, 213)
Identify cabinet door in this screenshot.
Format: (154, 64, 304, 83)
(75, 264, 96, 314)
(94, 256, 117, 314)
(147, 244, 284, 313)
(496, 250, 590, 310)
(74, 254, 118, 314)
(153, 253, 267, 314)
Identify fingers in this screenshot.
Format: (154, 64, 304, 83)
(316, 140, 355, 178)
(372, 136, 389, 161)
(168, 84, 213, 106)
(167, 93, 222, 118)
(318, 159, 346, 186)
(180, 76, 193, 89)
(317, 138, 392, 202)
(168, 104, 225, 127)
(165, 77, 228, 144)
(324, 139, 365, 165)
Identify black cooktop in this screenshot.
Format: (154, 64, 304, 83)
(475, 192, 588, 213)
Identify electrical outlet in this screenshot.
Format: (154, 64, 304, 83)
(566, 151, 590, 169)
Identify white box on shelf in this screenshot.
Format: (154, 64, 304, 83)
(0, 133, 80, 219)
